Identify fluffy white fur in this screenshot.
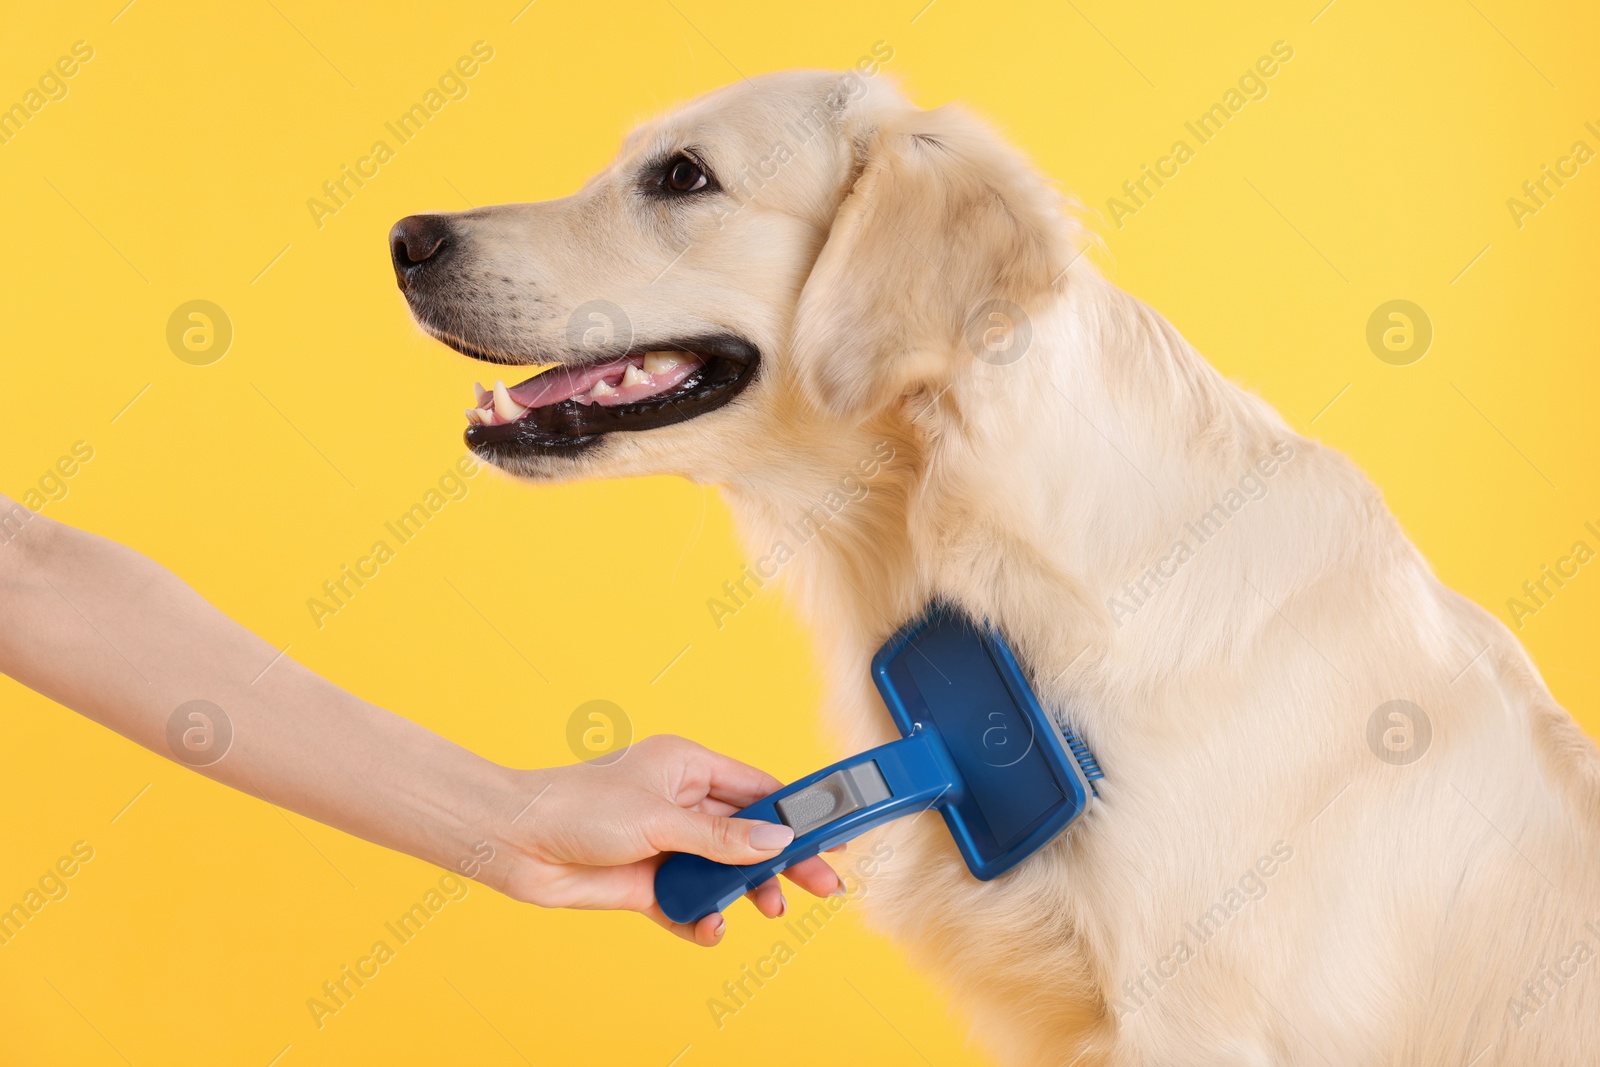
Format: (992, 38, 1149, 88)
(400, 70, 1600, 1065)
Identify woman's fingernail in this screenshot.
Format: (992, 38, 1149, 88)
(750, 823, 795, 850)
(778, 894, 788, 917)
(710, 915, 726, 939)
(829, 879, 849, 898)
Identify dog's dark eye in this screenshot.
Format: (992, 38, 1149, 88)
(661, 155, 711, 194)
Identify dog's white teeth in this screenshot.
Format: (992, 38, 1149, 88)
(465, 408, 486, 425)
(621, 365, 651, 387)
(643, 352, 690, 375)
(492, 380, 528, 421)
(589, 379, 616, 397)
(473, 382, 491, 407)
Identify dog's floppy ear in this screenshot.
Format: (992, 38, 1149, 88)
(790, 92, 1073, 417)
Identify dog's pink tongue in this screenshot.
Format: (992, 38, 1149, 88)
(501, 354, 704, 410)
(508, 358, 633, 408)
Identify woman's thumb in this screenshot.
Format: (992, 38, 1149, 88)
(657, 809, 795, 864)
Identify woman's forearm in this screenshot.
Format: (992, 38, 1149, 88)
(0, 498, 529, 881)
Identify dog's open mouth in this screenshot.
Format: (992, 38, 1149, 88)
(458, 335, 759, 453)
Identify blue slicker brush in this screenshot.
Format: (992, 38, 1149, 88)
(655, 604, 1103, 923)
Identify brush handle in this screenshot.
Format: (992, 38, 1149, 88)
(653, 730, 955, 924)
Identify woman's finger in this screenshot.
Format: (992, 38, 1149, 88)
(678, 740, 786, 809)
(781, 854, 845, 899)
(642, 903, 727, 947)
(745, 877, 786, 918)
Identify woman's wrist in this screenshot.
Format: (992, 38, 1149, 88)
(451, 762, 553, 899)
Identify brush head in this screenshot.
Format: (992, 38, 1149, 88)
(872, 604, 1092, 880)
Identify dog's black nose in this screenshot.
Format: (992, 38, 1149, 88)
(389, 214, 451, 288)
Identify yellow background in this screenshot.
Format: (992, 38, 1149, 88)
(2, 1, 1596, 1063)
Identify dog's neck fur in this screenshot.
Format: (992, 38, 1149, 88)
(722, 263, 1356, 748)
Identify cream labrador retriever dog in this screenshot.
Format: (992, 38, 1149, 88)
(388, 71, 1600, 1065)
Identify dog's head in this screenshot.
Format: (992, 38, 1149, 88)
(391, 69, 1072, 486)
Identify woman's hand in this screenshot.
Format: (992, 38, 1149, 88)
(485, 735, 843, 946)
